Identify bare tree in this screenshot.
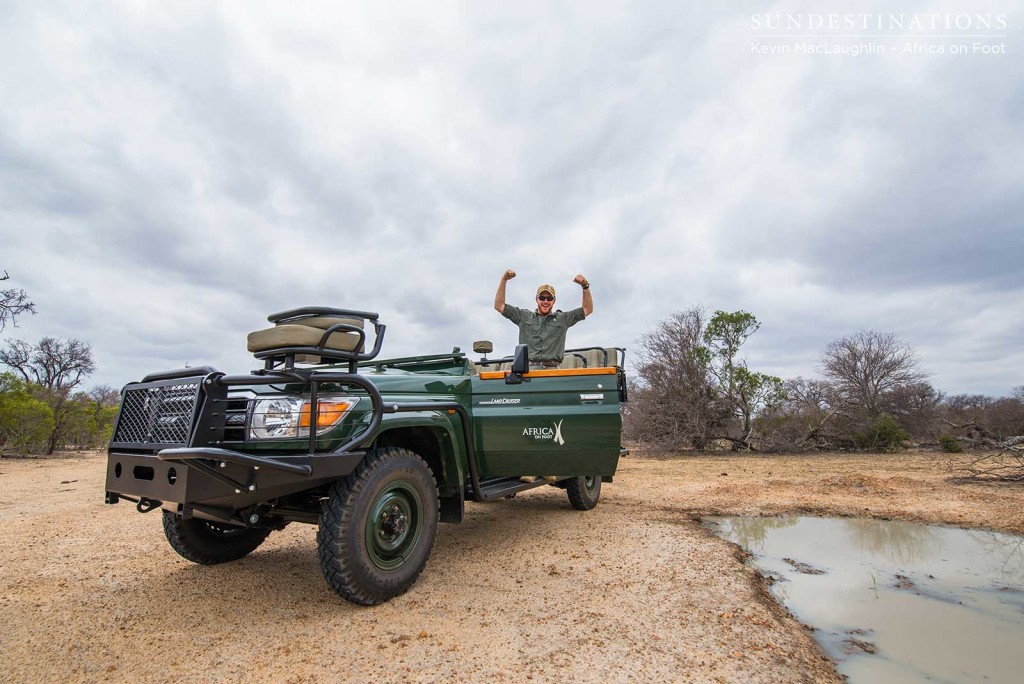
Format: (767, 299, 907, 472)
(939, 391, 1024, 449)
(88, 385, 121, 408)
(821, 330, 927, 418)
(627, 308, 720, 449)
(0, 338, 94, 390)
(0, 270, 36, 332)
(0, 337, 96, 454)
(784, 377, 835, 413)
(771, 377, 844, 450)
(883, 381, 943, 440)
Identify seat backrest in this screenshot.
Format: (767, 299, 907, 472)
(559, 354, 584, 369)
(286, 316, 364, 331)
(577, 347, 619, 368)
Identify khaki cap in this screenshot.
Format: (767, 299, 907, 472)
(536, 283, 556, 297)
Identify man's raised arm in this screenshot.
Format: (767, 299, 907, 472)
(494, 269, 516, 313)
(574, 274, 593, 317)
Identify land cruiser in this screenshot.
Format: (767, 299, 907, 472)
(105, 307, 627, 605)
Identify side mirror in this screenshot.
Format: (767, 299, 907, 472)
(506, 344, 529, 385)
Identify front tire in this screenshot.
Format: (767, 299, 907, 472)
(162, 511, 271, 565)
(566, 475, 601, 510)
(317, 447, 440, 606)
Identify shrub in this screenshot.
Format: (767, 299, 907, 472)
(855, 413, 909, 452)
(938, 434, 963, 453)
(0, 391, 55, 454)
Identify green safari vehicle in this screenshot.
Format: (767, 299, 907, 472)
(105, 307, 628, 605)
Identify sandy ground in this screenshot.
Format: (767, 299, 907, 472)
(2, 449, 1022, 683)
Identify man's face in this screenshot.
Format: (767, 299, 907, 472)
(536, 292, 555, 315)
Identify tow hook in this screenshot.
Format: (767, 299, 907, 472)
(136, 498, 160, 513)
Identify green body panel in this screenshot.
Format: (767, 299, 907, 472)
(469, 373, 621, 477)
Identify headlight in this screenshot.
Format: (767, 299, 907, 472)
(249, 396, 357, 440)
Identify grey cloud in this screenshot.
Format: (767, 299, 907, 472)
(2, 1, 1022, 397)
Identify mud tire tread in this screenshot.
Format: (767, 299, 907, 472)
(566, 475, 601, 510)
(317, 448, 439, 606)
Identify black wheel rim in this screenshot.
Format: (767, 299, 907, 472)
(203, 522, 246, 537)
(365, 480, 424, 571)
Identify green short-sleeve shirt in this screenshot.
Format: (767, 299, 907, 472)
(501, 305, 586, 361)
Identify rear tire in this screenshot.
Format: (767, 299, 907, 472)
(317, 447, 439, 606)
(162, 510, 271, 565)
(566, 475, 601, 510)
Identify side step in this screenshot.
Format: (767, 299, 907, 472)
(471, 476, 566, 501)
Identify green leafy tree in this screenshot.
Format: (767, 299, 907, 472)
(703, 311, 784, 450)
(60, 387, 120, 448)
(86, 386, 120, 447)
(0, 373, 54, 453)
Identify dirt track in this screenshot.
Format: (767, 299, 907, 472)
(2, 450, 1022, 683)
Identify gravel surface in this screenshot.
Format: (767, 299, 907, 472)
(2, 449, 1020, 683)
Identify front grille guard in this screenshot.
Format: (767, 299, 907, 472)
(111, 378, 204, 450)
(110, 368, 386, 492)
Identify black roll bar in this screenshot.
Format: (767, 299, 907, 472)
(268, 307, 380, 323)
(141, 365, 219, 383)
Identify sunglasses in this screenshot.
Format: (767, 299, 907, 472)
(537, 295, 554, 302)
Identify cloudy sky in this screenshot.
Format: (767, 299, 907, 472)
(2, 0, 1021, 396)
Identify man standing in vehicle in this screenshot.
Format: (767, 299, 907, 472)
(493, 269, 593, 367)
(495, 269, 593, 484)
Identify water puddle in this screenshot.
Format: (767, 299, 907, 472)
(705, 516, 1024, 683)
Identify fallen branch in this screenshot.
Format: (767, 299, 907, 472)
(940, 420, 1024, 449)
(946, 445, 1024, 482)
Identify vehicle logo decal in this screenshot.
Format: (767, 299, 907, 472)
(479, 397, 521, 405)
(522, 420, 566, 446)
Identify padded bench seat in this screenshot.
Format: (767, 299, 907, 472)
(247, 317, 364, 355)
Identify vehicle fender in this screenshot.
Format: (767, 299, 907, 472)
(370, 410, 467, 496)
